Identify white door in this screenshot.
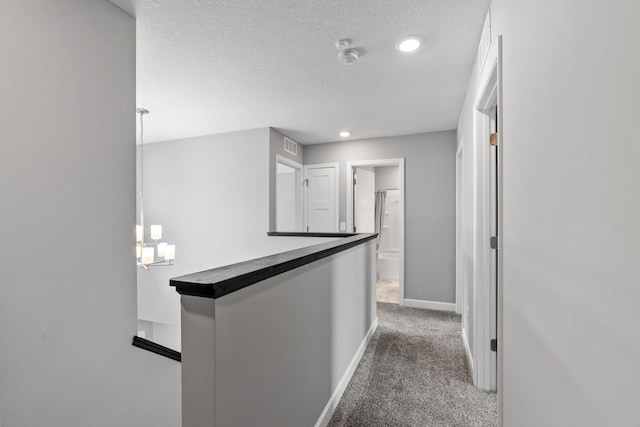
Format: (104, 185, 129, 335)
(275, 157, 303, 232)
(305, 166, 336, 232)
(354, 167, 375, 233)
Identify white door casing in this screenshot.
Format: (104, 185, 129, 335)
(489, 109, 498, 392)
(455, 142, 463, 315)
(354, 167, 375, 233)
(304, 164, 339, 232)
(346, 159, 405, 305)
(470, 36, 502, 398)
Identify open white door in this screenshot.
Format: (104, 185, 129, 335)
(275, 155, 303, 232)
(304, 164, 338, 232)
(354, 167, 375, 233)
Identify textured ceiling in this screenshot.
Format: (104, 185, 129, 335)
(110, 0, 490, 144)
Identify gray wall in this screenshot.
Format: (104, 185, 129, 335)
(375, 166, 400, 189)
(459, 0, 640, 424)
(0, 1, 181, 426)
(269, 128, 303, 231)
(305, 131, 456, 303)
(138, 128, 334, 349)
(181, 240, 377, 427)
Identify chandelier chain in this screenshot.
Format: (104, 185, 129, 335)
(139, 110, 144, 217)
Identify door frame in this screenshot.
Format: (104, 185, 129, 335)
(455, 142, 464, 315)
(346, 158, 405, 305)
(472, 35, 503, 407)
(303, 163, 340, 232)
(275, 154, 303, 232)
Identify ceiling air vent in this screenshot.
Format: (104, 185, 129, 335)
(283, 137, 298, 156)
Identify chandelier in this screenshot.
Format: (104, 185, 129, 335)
(136, 108, 175, 269)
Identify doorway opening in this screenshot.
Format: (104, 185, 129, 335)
(347, 159, 405, 305)
(275, 155, 303, 232)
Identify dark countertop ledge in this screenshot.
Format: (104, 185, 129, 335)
(170, 233, 377, 299)
(267, 231, 357, 238)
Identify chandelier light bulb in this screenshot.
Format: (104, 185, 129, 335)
(157, 242, 168, 258)
(141, 247, 155, 265)
(150, 224, 162, 240)
(163, 245, 176, 261)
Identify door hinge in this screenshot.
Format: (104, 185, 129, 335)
(304, 179, 309, 187)
(491, 339, 497, 352)
(306, 226, 309, 232)
(490, 236, 497, 249)
(490, 132, 498, 146)
(353, 226, 356, 233)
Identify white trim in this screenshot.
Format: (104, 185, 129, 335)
(496, 35, 504, 427)
(303, 162, 340, 232)
(275, 154, 302, 170)
(475, 55, 498, 110)
(346, 159, 406, 305)
(455, 143, 463, 315)
(478, 10, 492, 75)
(462, 327, 474, 373)
(403, 299, 456, 312)
(275, 155, 303, 232)
(314, 317, 379, 427)
(456, 140, 463, 158)
(472, 42, 499, 392)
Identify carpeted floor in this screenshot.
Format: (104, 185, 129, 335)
(329, 302, 497, 427)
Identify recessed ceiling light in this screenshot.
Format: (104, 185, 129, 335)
(340, 131, 351, 138)
(396, 35, 424, 53)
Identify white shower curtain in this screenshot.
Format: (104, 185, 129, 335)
(374, 190, 387, 280)
(374, 190, 387, 246)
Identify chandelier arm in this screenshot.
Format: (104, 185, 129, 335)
(138, 260, 174, 268)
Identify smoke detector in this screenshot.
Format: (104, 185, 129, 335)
(336, 39, 351, 50)
(336, 38, 359, 65)
(339, 49, 359, 65)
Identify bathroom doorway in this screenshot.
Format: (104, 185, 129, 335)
(347, 159, 405, 305)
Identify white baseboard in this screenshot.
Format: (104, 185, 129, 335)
(462, 327, 474, 373)
(403, 298, 457, 312)
(314, 317, 379, 427)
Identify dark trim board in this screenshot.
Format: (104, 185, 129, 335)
(267, 231, 357, 238)
(171, 233, 377, 299)
(132, 336, 181, 362)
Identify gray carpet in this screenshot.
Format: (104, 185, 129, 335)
(328, 303, 497, 427)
